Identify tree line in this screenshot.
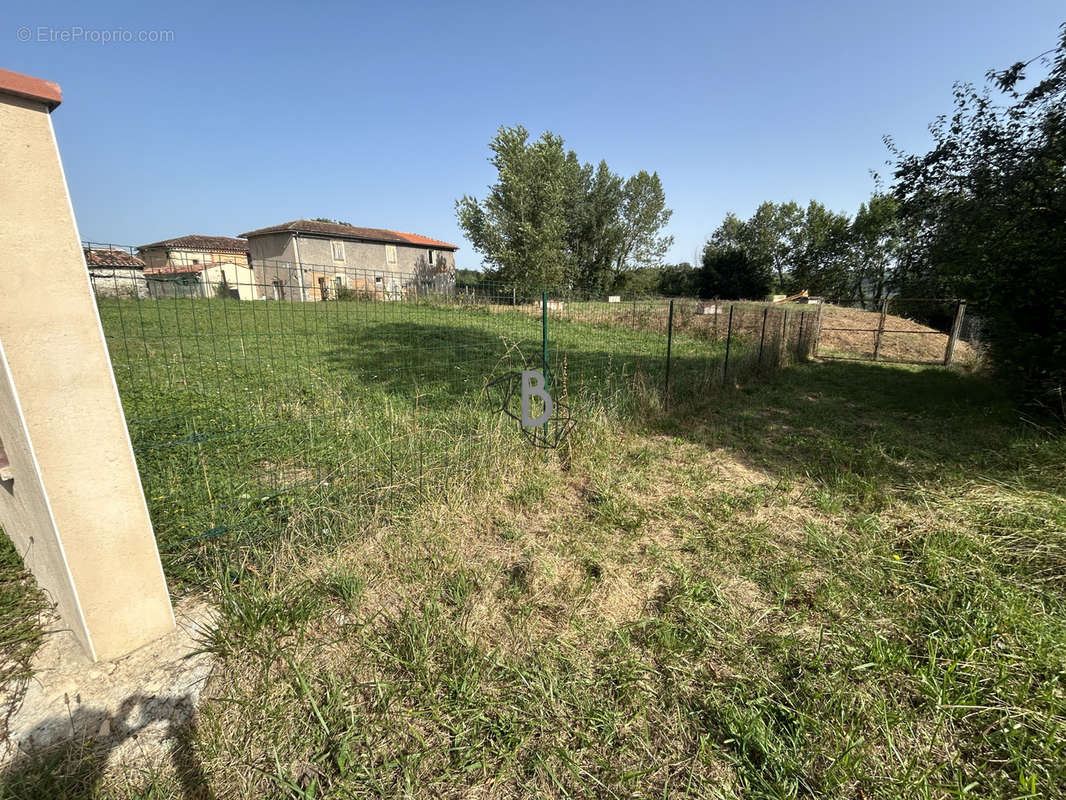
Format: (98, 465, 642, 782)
(455, 24, 1065, 409)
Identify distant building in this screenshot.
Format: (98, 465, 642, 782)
(137, 234, 249, 270)
(136, 235, 255, 300)
(238, 220, 458, 301)
(83, 245, 148, 298)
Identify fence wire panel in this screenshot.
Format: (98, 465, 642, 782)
(86, 242, 818, 588)
(816, 298, 973, 365)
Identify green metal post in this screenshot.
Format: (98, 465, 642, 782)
(541, 291, 550, 448)
(541, 291, 549, 382)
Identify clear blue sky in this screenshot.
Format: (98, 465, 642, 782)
(8, 1, 1064, 267)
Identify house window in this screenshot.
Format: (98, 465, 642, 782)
(192, 259, 200, 265)
(331, 241, 346, 262)
(385, 245, 397, 265)
(427, 250, 434, 266)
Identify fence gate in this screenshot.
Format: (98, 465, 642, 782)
(815, 298, 970, 366)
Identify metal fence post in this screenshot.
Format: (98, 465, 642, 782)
(757, 306, 769, 370)
(723, 304, 734, 385)
(664, 299, 674, 410)
(944, 299, 967, 366)
(813, 301, 824, 358)
(541, 290, 549, 381)
(873, 298, 888, 361)
(779, 309, 788, 366)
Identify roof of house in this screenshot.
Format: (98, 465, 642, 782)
(238, 220, 458, 250)
(84, 247, 146, 269)
(137, 235, 249, 254)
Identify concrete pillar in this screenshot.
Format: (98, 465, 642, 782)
(0, 68, 174, 662)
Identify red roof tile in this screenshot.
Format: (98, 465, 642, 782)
(391, 231, 459, 249)
(0, 68, 62, 110)
(84, 247, 146, 268)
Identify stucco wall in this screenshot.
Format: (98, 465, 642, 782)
(0, 88, 174, 661)
(139, 246, 250, 270)
(249, 232, 455, 296)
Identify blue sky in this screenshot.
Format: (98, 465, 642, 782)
(8, 1, 1064, 267)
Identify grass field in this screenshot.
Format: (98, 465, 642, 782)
(4, 297, 1063, 799)
(93, 296, 812, 588)
(6, 356, 1064, 799)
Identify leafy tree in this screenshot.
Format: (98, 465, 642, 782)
(697, 247, 771, 300)
(457, 127, 673, 293)
(657, 262, 697, 296)
(311, 218, 354, 226)
(456, 126, 573, 289)
(850, 194, 901, 302)
(789, 200, 852, 297)
(568, 160, 625, 293)
(215, 275, 232, 298)
(705, 202, 802, 292)
(610, 267, 662, 297)
(614, 171, 674, 273)
(889, 23, 1066, 410)
(454, 268, 483, 285)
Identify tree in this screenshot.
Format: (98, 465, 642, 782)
(457, 127, 673, 293)
(889, 23, 1066, 410)
(705, 202, 802, 292)
(789, 200, 852, 298)
(311, 218, 354, 226)
(697, 247, 771, 300)
(614, 171, 674, 273)
(456, 126, 573, 289)
(568, 160, 624, 294)
(850, 194, 901, 302)
(455, 268, 483, 285)
(658, 262, 697, 296)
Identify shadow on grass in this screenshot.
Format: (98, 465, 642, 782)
(0, 694, 209, 799)
(660, 359, 1062, 499)
(322, 319, 734, 414)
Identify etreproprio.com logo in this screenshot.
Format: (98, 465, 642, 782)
(17, 26, 175, 44)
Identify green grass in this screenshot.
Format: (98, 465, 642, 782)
(94, 296, 812, 588)
(7, 297, 1061, 799)
(0, 532, 48, 742)
(7, 356, 1062, 799)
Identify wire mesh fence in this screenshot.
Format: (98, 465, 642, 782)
(815, 297, 973, 365)
(84, 242, 819, 588)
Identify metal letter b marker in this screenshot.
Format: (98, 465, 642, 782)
(520, 370, 553, 428)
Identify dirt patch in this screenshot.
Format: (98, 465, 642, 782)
(818, 304, 974, 363)
(1, 597, 214, 777)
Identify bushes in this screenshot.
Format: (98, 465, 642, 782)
(890, 24, 1066, 415)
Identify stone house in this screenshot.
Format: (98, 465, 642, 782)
(238, 220, 458, 301)
(83, 245, 148, 298)
(136, 235, 256, 300)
